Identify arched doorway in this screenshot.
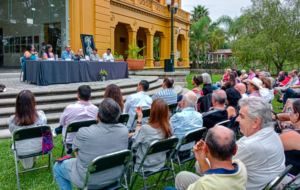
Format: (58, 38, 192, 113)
(114, 23, 129, 58)
(137, 27, 147, 57)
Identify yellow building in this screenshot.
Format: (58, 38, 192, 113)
(69, 0, 191, 68)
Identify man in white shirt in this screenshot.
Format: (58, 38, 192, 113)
(124, 80, 152, 131)
(102, 48, 114, 62)
(234, 83, 248, 98)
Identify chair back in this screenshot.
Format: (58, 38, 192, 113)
(118, 114, 129, 124)
(197, 96, 204, 104)
(179, 128, 206, 147)
(13, 126, 51, 147)
(147, 137, 179, 155)
(134, 108, 151, 119)
(263, 165, 293, 190)
(66, 120, 98, 134)
(169, 103, 178, 114)
(215, 120, 231, 128)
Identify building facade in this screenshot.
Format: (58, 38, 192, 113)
(0, 0, 191, 71)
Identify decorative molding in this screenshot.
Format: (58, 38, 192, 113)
(133, 20, 137, 26)
(110, 14, 115, 21)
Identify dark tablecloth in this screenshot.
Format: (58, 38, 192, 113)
(23, 60, 129, 86)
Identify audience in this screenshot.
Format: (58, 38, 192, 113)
(281, 74, 300, 108)
(104, 84, 124, 112)
(170, 91, 203, 155)
(9, 90, 47, 169)
(225, 88, 242, 127)
(124, 80, 152, 130)
(235, 70, 242, 83)
(54, 85, 98, 151)
(190, 75, 203, 98)
(201, 73, 213, 95)
(255, 69, 261, 78)
(131, 98, 172, 172)
(240, 70, 248, 80)
(275, 70, 299, 99)
(234, 83, 248, 98)
(260, 77, 274, 103)
(245, 68, 255, 81)
(170, 126, 247, 190)
(202, 90, 228, 129)
(54, 98, 128, 189)
(152, 77, 177, 105)
(221, 72, 236, 90)
(277, 71, 292, 87)
(244, 77, 262, 97)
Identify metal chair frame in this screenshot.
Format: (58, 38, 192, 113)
(168, 103, 178, 116)
(12, 125, 55, 190)
(61, 119, 98, 157)
(215, 120, 232, 128)
(282, 172, 300, 190)
(263, 165, 293, 190)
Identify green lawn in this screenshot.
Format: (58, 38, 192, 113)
(0, 74, 282, 190)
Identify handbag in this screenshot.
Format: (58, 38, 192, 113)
(41, 127, 54, 154)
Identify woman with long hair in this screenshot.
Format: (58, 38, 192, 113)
(103, 84, 124, 112)
(221, 72, 236, 90)
(131, 98, 173, 172)
(225, 88, 241, 124)
(43, 44, 55, 60)
(9, 90, 47, 169)
(22, 44, 38, 71)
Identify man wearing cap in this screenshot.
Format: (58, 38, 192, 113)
(244, 78, 262, 97)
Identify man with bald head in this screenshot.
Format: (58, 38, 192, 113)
(152, 77, 177, 104)
(168, 126, 247, 190)
(234, 83, 248, 98)
(170, 91, 203, 156)
(202, 89, 228, 129)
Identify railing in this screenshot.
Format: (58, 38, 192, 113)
(138, 0, 152, 9)
(152, 1, 166, 14)
(177, 9, 189, 20)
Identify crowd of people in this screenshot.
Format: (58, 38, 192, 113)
(9, 68, 300, 189)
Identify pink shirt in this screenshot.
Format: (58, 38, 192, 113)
(60, 101, 98, 144)
(249, 90, 262, 97)
(43, 53, 54, 59)
(247, 73, 256, 80)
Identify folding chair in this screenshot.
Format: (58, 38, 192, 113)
(168, 103, 178, 116)
(283, 172, 300, 190)
(118, 114, 130, 126)
(12, 125, 55, 190)
(263, 165, 293, 190)
(230, 121, 243, 140)
(171, 128, 207, 172)
(130, 108, 151, 132)
(215, 120, 231, 128)
(130, 137, 179, 190)
(82, 150, 132, 190)
(61, 120, 98, 157)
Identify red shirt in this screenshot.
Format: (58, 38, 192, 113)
(223, 74, 229, 82)
(281, 77, 291, 86)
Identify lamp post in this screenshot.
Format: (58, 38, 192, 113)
(166, 0, 178, 72)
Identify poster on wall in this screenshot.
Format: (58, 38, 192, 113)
(21, 37, 26, 44)
(34, 36, 39, 43)
(80, 34, 95, 56)
(15, 37, 20, 45)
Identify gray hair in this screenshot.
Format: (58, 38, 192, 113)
(288, 71, 293, 75)
(263, 72, 271, 77)
(98, 98, 121, 123)
(183, 91, 197, 108)
(202, 73, 212, 84)
(238, 97, 272, 128)
(241, 70, 246, 73)
(212, 89, 227, 104)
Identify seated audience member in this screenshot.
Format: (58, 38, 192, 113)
(263, 71, 271, 77)
(152, 77, 177, 105)
(233, 97, 285, 190)
(43, 44, 55, 60)
(9, 90, 47, 169)
(260, 77, 274, 103)
(190, 75, 203, 98)
(255, 69, 261, 78)
(278, 71, 292, 87)
(74, 49, 84, 60)
(172, 126, 247, 190)
(130, 98, 172, 172)
(234, 83, 248, 98)
(104, 84, 124, 112)
(124, 80, 152, 130)
(54, 98, 128, 189)
(244, 77, 262, 97)
(54, 85, 98, 148)
(282, 74, 300, 108)
(275, 71, 286, 87)
(275, 70, 298, 98)
(225, 88, 242, 126)
(221, 72, 236, 90)
(102, 48, 114, 62)
(242, 67, 255, 81)
(201, 73, 213, 95)
(268, 76, 276, 88)
(240, 70, 248, 80)
(235, 70, 242, 83)
(170, 91, 203, 154)
(258, 71, 264, 80)
(222, 69, 229, 82)
(89, 48, 101, 61)
(61, 45, 76, 60)
(202, 90, 228, 129)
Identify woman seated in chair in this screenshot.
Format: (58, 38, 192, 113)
(9, 90, 47, 169)
(129, 98, 173, 172)
(225, 88, 241, 128)
(201, 73, 213, 96)
(191, 75, 203, 98)
(221, 72, 236, 91)
(43, 44, 55, 60)
(104, 84, 124, 112)
(22, 44, 38, 71)
(260, 77, 274, 103)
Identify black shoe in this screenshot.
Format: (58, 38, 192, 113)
(278, 106, 284, 109)
(277, 99, 283, 103)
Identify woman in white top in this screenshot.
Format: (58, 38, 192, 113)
(260, 77, 274, 103)
(9, 90, 47, 169)
(89, 48, 101, 61)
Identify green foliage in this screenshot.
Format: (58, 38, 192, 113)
(138, 55, 146, 59)
(154, 57, 160, 61)
(178, 57, 183, 61)
(125, 39, 146, 59)
(153, 37, 160, 53)
(191, 5, 209, 23)
(113, 52, 124, 59)
(99, 69, 107, 76)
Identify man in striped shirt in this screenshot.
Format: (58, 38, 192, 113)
(152, 77, 177, 104)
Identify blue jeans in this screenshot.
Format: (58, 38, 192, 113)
(164, 187, 178, 190)
(283, 88, 295, 105)
(212, 85, 219, 90)
(54, 160, 73, 190)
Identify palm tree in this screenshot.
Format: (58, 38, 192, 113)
(191, 5, 209, 23)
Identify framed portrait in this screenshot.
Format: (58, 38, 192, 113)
(10, 37, 14, 45)
(80, 34, 95, 56)
(15, 37, 20, 45)
(15, 45, 20, 53)
(10, 46, 14, 53)
(21, 45, 26, 53)
(21, 37, 26, 44)
(27, 36, 32, 44)
(4, 46, 9, 53)
(34, 36, 39, 43)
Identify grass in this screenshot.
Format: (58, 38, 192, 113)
(0, 74, 282, 189)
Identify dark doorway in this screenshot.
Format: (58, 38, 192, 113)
(138, 40, 143, 56)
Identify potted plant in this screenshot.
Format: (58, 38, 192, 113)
(114, 53, 124, 62)
(154, 57, 160, 67)
(125, 39, 146, 70)
(177, 57, 184, 66)
(99, 69, 107, 81)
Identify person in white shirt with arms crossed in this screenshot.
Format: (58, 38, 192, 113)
(102, 48, 114, 62)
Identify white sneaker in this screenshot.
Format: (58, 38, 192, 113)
(51, 128, 57, 138)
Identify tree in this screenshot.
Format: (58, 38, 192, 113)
(191, 5, 209, 23)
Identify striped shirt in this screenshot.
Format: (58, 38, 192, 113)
(151, 88, 177, 104)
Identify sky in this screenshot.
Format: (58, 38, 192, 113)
(182, 0, 253, 22)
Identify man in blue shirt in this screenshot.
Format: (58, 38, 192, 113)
(61, 45, 76, 60)
(170, 91, 203, 155)
(152, 77, 177, 105)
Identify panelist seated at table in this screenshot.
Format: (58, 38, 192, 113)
(61, 45, 76, 60)
(22, 44, 38, 71)
(74, 49, 85, 61)
(102, 48, 114, 62)
(43, 44, 55, 60)
(89, 48, 101, 61)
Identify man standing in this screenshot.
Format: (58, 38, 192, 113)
(244, 77, 262, 97)
(124, 80, 152, 131)
(61, 45, 76, 60)
(102, 48, 114, 62)
(152, 77, 177, 105)
(275, 70, 299, 98)
(234, 83, 248, 98)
